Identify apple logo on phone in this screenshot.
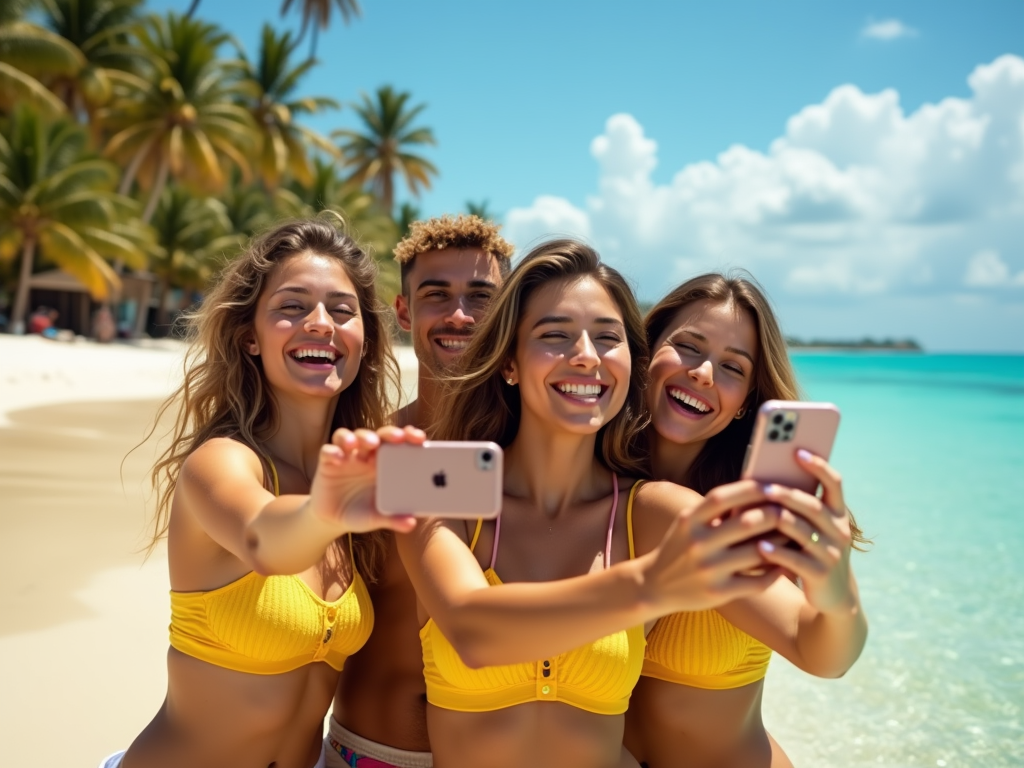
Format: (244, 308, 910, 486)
(432, 471, 447, 488)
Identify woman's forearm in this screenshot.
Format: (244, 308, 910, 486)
(244, 495, 347, 575)
(433, 556, 658, 668)
(795, 579, 868, 678)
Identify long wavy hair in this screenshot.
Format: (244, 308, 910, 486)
(645, 272, 868, 547)
(146, 216, 400, 579)
(433, 239, 650, 479)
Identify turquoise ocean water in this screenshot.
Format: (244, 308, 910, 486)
(760, 354, 1024, 767)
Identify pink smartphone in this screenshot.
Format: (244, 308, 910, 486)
(740, 400, 840, 494)
(376, 441, 503, 518)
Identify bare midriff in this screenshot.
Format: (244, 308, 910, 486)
(333, 533, 431, 751)
(624, 677, 793, 768)
(427, 702, 637, 768)
(122, 647, 338, 768)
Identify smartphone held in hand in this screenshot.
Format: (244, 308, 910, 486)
(376, 441, 503, 518)
(741, 400, 840, 494)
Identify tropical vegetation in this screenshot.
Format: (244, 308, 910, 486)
(0, 0, 440, 335)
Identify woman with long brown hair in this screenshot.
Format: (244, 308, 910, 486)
(392, 242, 791, 768)
(624, 273, 870, 768)
(102, 218, 415, 768)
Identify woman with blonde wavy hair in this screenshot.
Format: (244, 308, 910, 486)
(624, 273, 870, 768)
(101, 218, 416, 768)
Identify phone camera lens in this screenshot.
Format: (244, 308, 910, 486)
(772, 413, 784, 425)
(783, 422, 794, 431)
(768, 429, 780, 441)
(482, 451, 493, 463)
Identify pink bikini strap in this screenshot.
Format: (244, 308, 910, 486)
(489, 514, 501, 570)
(491, 473, 619, 571)
(605, 474, 619, 568)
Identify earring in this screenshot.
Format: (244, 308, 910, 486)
(734, 407, 746, 420)
(506, 377, 515, 385)
(247, 342, 259, 356)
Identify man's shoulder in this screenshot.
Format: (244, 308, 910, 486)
(389, 400, 419, 429)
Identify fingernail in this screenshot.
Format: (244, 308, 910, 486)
(797, 449, 812, 461)
(762, 483, 778, 494)
(759, 539, 775, 553)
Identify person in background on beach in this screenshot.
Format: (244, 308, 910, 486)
(623, 273, 870, 768)
(394, 241, 791, 768)
(328, 215, 514, 768)
(101, 218, 417, 768)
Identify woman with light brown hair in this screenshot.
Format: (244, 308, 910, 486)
(624, 273, 870, 768)
(101, 217, 416, 768)
(391, 241, 792, 768)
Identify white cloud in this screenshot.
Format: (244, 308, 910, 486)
(861, 19, 918, 41)
(503, 56, 1024, 348)
(965, 250, 1010, 286)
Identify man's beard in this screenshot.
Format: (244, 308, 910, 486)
(417, 328, 474, 378)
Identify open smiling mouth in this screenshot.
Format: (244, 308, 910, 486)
(553, 382, 609, 402)
(433, 337, 471, 352)
(289, 348, 339, 367)
(667, 387, 713, 415)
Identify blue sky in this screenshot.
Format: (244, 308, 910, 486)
(149, 0, 1024, 350)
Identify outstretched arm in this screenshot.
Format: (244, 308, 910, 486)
(243, 427, 418, 575)
(397, 480, 784, 668)
(718, 453, 868, 678)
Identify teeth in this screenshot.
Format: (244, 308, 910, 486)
(292, 348, 337, 362)
(557, 383, 604, 396)
(669, 388, 710, 413)
(438, 338, 469, 349)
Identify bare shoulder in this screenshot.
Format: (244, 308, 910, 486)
(634, 479, 702, 515)
(629, 479, 703, 556)
(179, 437, 264, 496)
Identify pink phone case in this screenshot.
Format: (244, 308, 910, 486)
(376, 441, 503, 518)
(740, 400, 840, 494)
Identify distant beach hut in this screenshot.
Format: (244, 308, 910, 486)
(24, 269, 157, 338)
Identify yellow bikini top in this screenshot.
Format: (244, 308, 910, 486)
(420, 476, 647, 715)
(169, 457, 374, 675)
(642, 611, 771, 689)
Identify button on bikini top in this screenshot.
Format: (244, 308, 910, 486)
(169, 459, 374, 675)
(420, 476, 647, 715)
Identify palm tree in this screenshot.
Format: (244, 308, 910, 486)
(0, 1, 145, 123)
(238, 24, 339, 189)
(333, 85, 437, 214)
(0, 22, 79, 117)
(395, 200, 419, 238)
(97, 12, 256, 222)
(280, 0, 360, 61)
(0, 105, 151, 331)
(465, 199, 497, 222)
(280, 156, 400, 300)
(149, 184, 241, 326)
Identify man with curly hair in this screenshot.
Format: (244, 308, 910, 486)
(391, 214, 515, 430)
(326, 214, 513, 768)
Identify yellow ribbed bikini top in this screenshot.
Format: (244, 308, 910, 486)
(169, 457, 374, 675)
(420, 476, 647, 715)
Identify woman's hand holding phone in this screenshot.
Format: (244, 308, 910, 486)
(308, 425, 423, 535)
(756, 451, 858, 614)
(642, 480, 785, 614)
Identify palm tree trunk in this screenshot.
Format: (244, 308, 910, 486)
(118, 138, 155, 196)
(11, 237, 37, 334)
(141, 153, 170, 223)
(381, 172, 394, 216)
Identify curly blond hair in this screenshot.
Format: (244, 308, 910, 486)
(393, 214, 514, 293)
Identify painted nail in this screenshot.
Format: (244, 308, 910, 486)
(759, 539, 776, 553)
(796, 449, 812, 461)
